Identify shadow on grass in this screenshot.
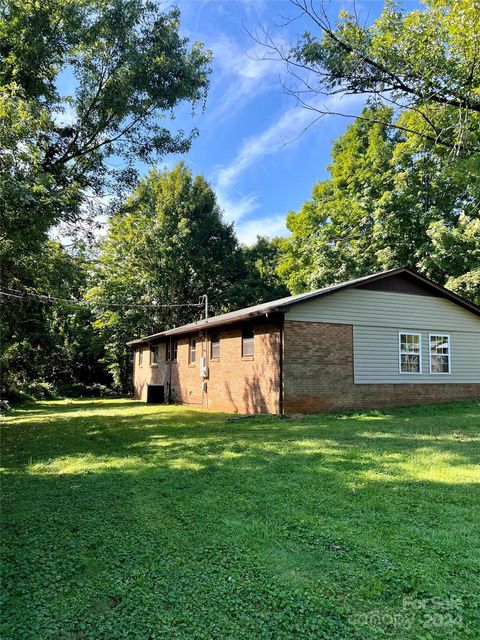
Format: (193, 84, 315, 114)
(1, 400, 479, 639)
(2, 400, 480, 472)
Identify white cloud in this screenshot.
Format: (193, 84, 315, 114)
(212, 92, 366, 234)
(235, 214, 288, 245)
(217, 191, 259, 224)
(206, 35, 285, 122)
(215, 104, 312, 192)
(216, 93, 367, 192)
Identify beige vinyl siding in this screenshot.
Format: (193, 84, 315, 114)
(286, 289, 480, 333)
(285, 289, 480, 384)
(353, 326, 479, 383)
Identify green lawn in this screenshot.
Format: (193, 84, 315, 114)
(1, 399, 479, 639)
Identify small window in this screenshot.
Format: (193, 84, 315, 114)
(139, 349, 143, 366)
(399, 332, 421, 374)
(150, 345, 159, 365)
(430, 334, 451, 374)
(189, 338, 197, 363)
(211, 333, 220, 359)
(242, 327, 254, 357)
(166, 340, 177, 362)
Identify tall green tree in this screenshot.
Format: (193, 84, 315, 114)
(240, 237, 289, 306)
(87, 163, 245, 389)
(279, 105, 480, 302)
(263, 0, 480, 153)
(1, 241, 107, 397)
(1, 0, 211, 270)
(1, 0, 211, 395)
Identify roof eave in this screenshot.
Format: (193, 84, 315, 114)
(126, 267, 480, 346)
(126, 307, 282, 346)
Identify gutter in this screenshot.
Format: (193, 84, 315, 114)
(278, 314, 284, 417)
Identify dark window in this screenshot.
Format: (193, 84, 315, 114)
(150, 345, 159, 365)
(139, 349, 143, 366)
(242, 327, 254, 357)
(189, 338, 197, 363)
(166, 340, 178, 362)
(211, 333, 220, 359)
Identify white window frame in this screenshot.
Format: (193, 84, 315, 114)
(398, 331, 422, 375)
(429, 333, 451, 375)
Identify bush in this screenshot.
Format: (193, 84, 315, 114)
(0, 399, 11, 412)
(2, 381, 60, 403)
(56, 382, 121, 398)
(21, 381, 60, 400)
(2, 380, 122, 404)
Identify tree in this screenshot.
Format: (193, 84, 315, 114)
(259, 0, 480, 153)
(87, 163, 245, 389)
(1, 0, 211, 396)
(0, 241, 107, 397)
(1, 0, 211, 277)
(278, 105, 480, 303)
(240, 237, 290, 306)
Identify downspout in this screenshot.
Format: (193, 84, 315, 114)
(279, 314, 284, 417)
(168, 336, 172, 403)
(203, 329, 208, 409)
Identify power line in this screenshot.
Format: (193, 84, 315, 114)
(0, 288, 205, 310)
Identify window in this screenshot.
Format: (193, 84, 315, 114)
(211, 333, 220, 359)
(430, 334, 451, 374)
(399, 332, 421, 374)
(138, 349, 143, 366)
(150, 345, 159, 365)
(242, 327, 254, 357)
(189, 338, 197, 363)
(166, 340, 178, 362)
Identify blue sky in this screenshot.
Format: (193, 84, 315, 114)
(161, 0, 393, 244)
(57, 0, 420, 245)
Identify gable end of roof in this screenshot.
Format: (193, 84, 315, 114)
(127, 268, 480, 345)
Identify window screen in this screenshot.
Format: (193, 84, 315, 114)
(242, 327, 254, 357)
(211, 334, 220, 359)
(399, 333, 421, 374)
(430, 335, 450, 374)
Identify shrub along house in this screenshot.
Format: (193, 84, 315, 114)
(127, 268, 480, 414)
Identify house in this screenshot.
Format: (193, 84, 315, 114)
(127, 268, 480, 414)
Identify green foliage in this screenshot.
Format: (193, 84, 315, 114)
(240, 236, 290, 306)
(1, 399, 479, 638)
(56, 382, 121, 398)
(0, 241, 108, 396)
(88, 163, 244, 389)
(1, 0, 211, 395)
(1, 0, 211, 253)
(288, 0, 480, 152)
(279, 105, 480, 302)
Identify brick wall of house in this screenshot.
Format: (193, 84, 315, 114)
(133, 320, 281, 414)
(283, 320, 480, 413)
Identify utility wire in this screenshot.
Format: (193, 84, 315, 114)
(0, 288, 204, 309)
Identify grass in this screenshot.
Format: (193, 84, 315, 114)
(1, 399, 479, 639)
